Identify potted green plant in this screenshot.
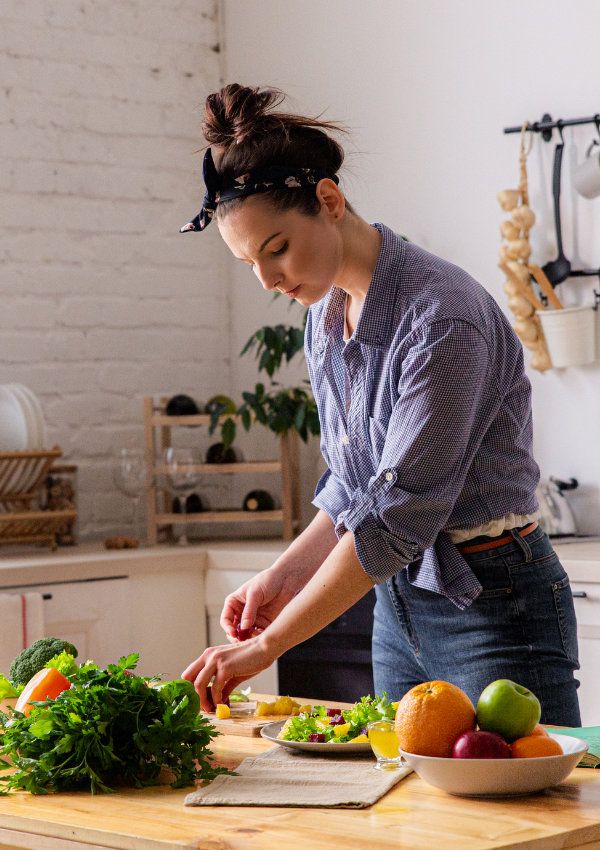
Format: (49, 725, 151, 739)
(208, 306, 320, 448)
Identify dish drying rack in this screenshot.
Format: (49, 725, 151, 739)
(0, 448, 78, 549)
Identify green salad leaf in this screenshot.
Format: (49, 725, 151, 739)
(229, 686, 252, 703)
(44, 651, 79, 678)
(0, 674, 21, 700)
(0, 653, 231, 795)
(342, 692, 396, 732)
(279, 693, 396, 744)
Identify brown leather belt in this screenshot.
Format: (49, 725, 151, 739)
(457, 521, 539, 554)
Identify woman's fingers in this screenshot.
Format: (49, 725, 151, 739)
(220, 594, 245, 637)
(183, 639, 275, 712)
(181, 650, 217, 713)
(240, 587, 262, 630)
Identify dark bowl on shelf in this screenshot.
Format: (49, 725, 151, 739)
(165, 394, 201, 416)
(206, 443, 239, 464)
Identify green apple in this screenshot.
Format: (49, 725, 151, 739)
(476, 679, 541, 742)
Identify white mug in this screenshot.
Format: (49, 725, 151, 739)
(574, 140, 600, 199)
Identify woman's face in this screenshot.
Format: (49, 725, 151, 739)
(217, 185, 344, 307)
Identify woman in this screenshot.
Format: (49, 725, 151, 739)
(180, 83, 580, 725)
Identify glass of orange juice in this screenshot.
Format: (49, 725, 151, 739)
(367, 720, 404, 770)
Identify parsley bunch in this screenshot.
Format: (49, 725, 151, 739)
(0, 653, 230, 794)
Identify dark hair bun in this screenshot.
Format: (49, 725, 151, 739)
(202, 83, 346, 172)
(200, 83, 353, 217)
(203, 84, 284, 148)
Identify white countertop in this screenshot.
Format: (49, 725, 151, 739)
(553, 539, 600, 582)
(0, 539, 288, 587)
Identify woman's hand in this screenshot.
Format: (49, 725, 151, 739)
(220, 564, 304, 642)
(181, 634, 277, 712)
(221, 510, 339, 641)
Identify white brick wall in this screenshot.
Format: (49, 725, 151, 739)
(1, 0, 233, 539)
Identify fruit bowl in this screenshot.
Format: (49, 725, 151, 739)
(400, 733, 588, 797)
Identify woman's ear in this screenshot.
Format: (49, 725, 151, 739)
(315, 178, 346, 220)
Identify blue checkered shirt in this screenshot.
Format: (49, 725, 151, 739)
(305, 223, 540, 609)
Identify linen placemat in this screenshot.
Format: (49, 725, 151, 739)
(184, 745, 412, 808)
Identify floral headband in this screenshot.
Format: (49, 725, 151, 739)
(179, 147, 339, 233)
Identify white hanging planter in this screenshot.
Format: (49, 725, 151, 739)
(537, 305, 597, 368)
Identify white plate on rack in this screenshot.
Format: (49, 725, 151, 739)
(0, 385, 28, 452)
(8, 385, 37, 449)
(260, 720, 373, 754)
(8, 384, 45, 449)
(17, 384, 46, 448)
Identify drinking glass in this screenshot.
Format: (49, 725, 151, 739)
(112, 448, 153, 546)
(367, 720, 404, 770)
(163, 447, 201, 545)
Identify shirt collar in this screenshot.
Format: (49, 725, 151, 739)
(316, 223, 406, 352)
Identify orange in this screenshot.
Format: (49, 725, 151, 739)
(511, 735, 563, 758)
(530, 724, 549, 737)
(394, 680, 476, 758)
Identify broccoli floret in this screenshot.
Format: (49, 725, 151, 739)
(10, 638, 78, 686)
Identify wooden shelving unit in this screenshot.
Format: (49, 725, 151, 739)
(144, 396, 301, 544)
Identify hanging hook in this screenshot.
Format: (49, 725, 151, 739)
(556, 119, 565, 143)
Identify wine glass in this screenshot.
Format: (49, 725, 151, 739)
(112, 448, 153, 546)
(163, 447, 201, 545)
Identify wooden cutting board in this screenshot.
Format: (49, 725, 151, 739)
(208, 711, 292, 737)
(206, 693, 353, 737)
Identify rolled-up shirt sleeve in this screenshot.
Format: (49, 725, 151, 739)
(312, 466, 351, 522)
(335, 320, 498, 584)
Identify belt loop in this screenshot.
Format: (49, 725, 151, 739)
(509, 527, 533, 562)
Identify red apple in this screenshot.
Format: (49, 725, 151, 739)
(452, 730, 512, 759)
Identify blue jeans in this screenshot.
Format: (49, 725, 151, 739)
(372, 525, 581, 726)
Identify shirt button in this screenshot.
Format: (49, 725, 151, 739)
(385, 471, 394, 481)
(341, 435, 350, 445)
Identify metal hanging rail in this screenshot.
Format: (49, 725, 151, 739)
(504, 112, 600, 142)
(502, 111, 600, 292)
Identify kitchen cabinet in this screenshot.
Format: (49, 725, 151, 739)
(555, 540, 600, 727)
(0, 546, 207, 681)
(1, 577, 131, 666)
(569, 580, 600, 726)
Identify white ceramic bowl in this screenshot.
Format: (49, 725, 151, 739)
(0, 385, 28, 451)
(400, 733, 587, 797)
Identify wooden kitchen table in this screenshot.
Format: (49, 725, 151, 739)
(1, 728, 600, 850)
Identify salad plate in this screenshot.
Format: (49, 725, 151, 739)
(260, 720, 373, 754)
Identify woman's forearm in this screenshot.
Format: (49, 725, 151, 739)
(270, 508, 340, 583)
(259, 531, 375, 658)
